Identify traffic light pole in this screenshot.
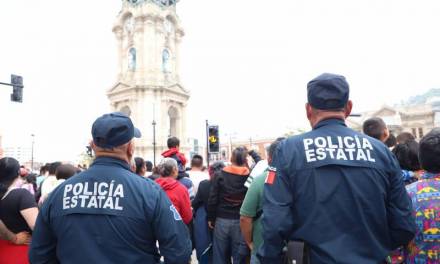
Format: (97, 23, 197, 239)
(206, 120, 210, 168)
(152, 104, 157, 167)
(152, 120, 157, 167)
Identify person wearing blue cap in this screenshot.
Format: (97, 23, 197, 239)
(29, 112, 192, 264)
(258, 73, 416, 263)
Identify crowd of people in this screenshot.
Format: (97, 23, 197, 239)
(0, 73, 439, 264)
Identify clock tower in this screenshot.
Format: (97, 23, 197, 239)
(107, 0, 190, 161)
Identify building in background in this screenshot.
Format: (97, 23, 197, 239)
(348, 88, 440, 139)
(187, 137, 205, 160)
(218, 137, 275, 162)
(3, 146, 32, 164)
(107, 0, 190, 162)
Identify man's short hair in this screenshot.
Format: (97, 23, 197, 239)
(145, 161, 153, 172)
(396, 132, 415, 144)
(268, 137, 286, 160)
(134, 157, 145, 175)
(167, 137, 180, 149)
(55, 164, 76, 180)
(40, 163, 50, 174)
(419, 128, 440, 173)
(385, 134, 397, 148)
(49, 162, 62, 175)
(362, 117, 387, 140)
(191, 154, 203, 168)
(392, 140, 421, 171)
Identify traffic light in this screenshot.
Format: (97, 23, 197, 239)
(208, 125, 220, 153)
(86, 146, 93, 157)
(10, 74, 23, 103)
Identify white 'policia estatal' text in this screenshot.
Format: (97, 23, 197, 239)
(303, 136, 376, 163)
(63, 181, 124, 210)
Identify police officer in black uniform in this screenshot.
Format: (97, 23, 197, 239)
(258, 74, 416, 263)
(30, 112, 192, 264)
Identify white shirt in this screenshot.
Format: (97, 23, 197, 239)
(187, 170, 209, 195)
(41, 175, 58, 198)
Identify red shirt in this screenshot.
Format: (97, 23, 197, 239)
(155, 177, 192, 225)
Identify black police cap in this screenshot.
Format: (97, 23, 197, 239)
(307, 73, 350, 110)
(92, 112, 141, 149)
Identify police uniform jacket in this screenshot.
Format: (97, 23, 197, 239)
(29, 157, 192, 264)
(258, 118, 416, 264)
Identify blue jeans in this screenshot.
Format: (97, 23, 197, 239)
(250, 254, 260, 264)
(198, 252, 212, 264)
(212, 218, 249, 264)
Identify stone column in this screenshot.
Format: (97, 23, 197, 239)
(180, 103, 188, 149)
(175, 29, 184, 83)
(134, 16, 145, 84)
(155, 17, 165, 86)
(113, 26, 124, 80)
(144, 15, 155, 85)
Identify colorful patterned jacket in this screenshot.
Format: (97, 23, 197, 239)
(405, 172, 440, 264)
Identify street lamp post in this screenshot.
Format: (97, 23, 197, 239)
(152, 120, 156, 167)
(152, 104, 157, 167)
(31, 134, 35, 172)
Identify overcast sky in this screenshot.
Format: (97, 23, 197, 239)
(0, 0, 439, 162)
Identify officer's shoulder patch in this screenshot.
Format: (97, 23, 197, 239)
(265, 166, 277, 185)
(170, 205, 182, 221)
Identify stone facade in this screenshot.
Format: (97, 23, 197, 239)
(107, 0, 190, 162)
(3, 146, 32, 164)
(218, 138, 277, 162)
(348, 90, 440, 139)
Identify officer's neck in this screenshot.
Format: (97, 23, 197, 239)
(310, 112, 346, 128)
(94, 152, 131, 165)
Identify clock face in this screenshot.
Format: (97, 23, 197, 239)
(125, 16, 134, 34)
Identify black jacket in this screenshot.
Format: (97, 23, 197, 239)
(192, 180, 211, 212)
(207, 166, 249, 221)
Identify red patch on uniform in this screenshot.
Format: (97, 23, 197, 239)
(265, 167, 277, 185)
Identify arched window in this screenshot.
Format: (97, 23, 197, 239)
(128, 48, 136, 71)
(120, 106, 132, 117)
(162, 49, 171, 73)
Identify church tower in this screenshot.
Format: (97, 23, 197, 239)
(107, 0, 190, 161)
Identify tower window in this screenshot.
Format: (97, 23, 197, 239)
(162, 49, 171, 73)
(128, 48, 136, 71)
